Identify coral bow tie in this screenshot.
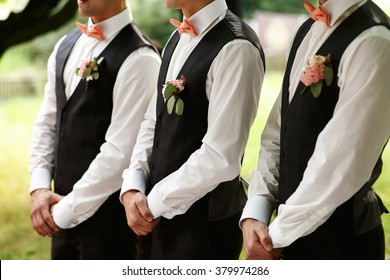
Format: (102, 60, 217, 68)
(76, 22, 105, 41)
(169, 18, 198, 36)
(304, 1, 331, 27)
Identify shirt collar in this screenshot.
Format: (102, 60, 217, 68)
(88, 8, 133, 40)
(320, 0, 366, 27)
(185, 0, 227, 36)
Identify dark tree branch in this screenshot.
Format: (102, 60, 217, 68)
(0, 0, 78, 58)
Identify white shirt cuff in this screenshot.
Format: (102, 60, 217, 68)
(239, 195, 274, 228)
(268, 220, 290, 248)
(120, 169, 147, 203)
(30, 168, 52, 193)
(147, 189, 177, 219)
(52, 195, 80, 229)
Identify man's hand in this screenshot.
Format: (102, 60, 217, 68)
(242, 218, 283, 260)
(122, 190, 160, 236)
(30, 189, 62, 237)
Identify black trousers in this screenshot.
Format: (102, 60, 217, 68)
(51, 193, 137, 260)
(148, 213, 243, 260)
(283, 224, 385, 260)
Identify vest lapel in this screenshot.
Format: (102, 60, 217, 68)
(157, 32, 180, 117)
(55, 29, 82, 110)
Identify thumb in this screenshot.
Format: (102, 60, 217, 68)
(51, 193, 63, 204)
(136, 199, 154, 222)
(256, 224, 273, 252)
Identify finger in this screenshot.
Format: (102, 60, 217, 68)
(128, 218, 155, 236)
(42, 209, 60, 232)
(244, 238, 263, 259)
(135, 217, 161, 236)
(31, 212, 55, 237)
(245, 250, 273, 260)
(124, 205, 154, 235)
(30, 206, 51, 237)
(132, 225, 153, 236)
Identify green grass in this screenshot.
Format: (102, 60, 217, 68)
(0, 71, 389, 260)
(0, 96, 51, 259)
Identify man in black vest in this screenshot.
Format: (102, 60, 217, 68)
(120, 0, 265, 259)
(241, 0, 390, 260)
(29, 0, 161, 259)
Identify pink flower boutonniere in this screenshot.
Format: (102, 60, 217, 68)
(76, 56, 104, 93)
(300, 54, 333, 98)
(162, 75, 186, 116)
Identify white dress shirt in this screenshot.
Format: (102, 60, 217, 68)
(121, 0, 264, 219)
(29, 8, 161, 228)
(241, 0, 390, 248)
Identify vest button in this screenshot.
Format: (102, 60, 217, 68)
(157, 118, 162, 125)
(283, 125, 287, 133)
(279, 176, 285, 182)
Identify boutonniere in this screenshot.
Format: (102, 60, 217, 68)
(162, 75, 186, 116)
(76, 56, 104, 93)
(300, 54, 333, 97)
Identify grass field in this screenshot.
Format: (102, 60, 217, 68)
(0, 71, 389, 260)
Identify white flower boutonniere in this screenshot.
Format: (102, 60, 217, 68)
(300, 54, 333, 98)
(76, 56, 104, 93)
(162, 75, 186, 116)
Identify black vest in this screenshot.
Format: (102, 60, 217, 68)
(279, 0, 389, 237)
(149, 10, 265, 222)
(54, 24, 156, 195)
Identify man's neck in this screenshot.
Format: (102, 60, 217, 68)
(182, 0, 214, 18)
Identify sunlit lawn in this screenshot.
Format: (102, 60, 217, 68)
(0, 71, 389, 259)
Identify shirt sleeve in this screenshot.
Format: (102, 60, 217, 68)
(240, 25, 299, 228)
(29, 37, 65, 192)
(146, 39, 264, 219)
(120, 89, 157, 198)
(52, 47, 161, 228)
(268, 26, 390, 248)
(240, 92, 282, 226)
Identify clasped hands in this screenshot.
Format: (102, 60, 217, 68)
(122, 190, 160, 236)
(30, 189, 63, 237)
(242, 218, 284, 260)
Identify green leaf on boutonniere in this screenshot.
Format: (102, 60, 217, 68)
(82, 67, 92, 79)
(324, 66, 333, 87)
(167, 96, 175, 115)
(92, 72, 99, 80)
(310, 81, 323, 98)
(175, 98, 184, 116)
(164, 84, 176, 101)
